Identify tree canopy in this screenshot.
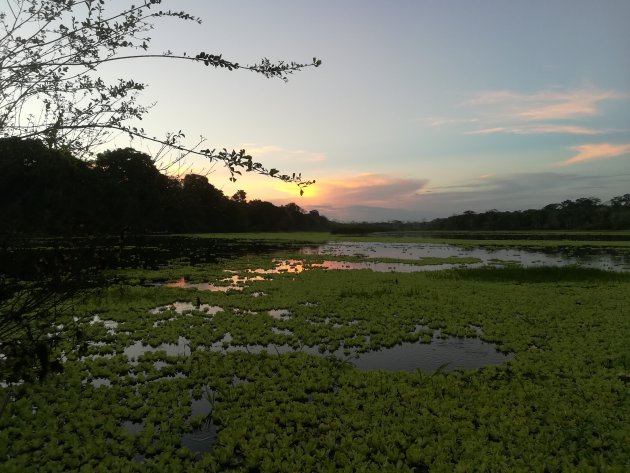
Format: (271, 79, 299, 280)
(0, 138, 332, 234)
(0, 0, 319, 192)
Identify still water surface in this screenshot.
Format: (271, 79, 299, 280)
(300, 241, 630, 272)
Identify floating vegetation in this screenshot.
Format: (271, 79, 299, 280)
(2, 236, 629, 471)
(89, 315, 119, 335)
(267, 309, 291, 320)
(124, 337, 192, 361)
(166, 277, 244, 292)
(149, 302, 224, 316)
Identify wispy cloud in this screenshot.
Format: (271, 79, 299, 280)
(428, 117, 479, 127)
(434, 87, 626, 137)
(466, 127, 508, 135)
(268, 170, 630, 222)
(468, 88, 622, 121)
(517, 90, 621, 121)
(240, 144, 327, 163)
(558, 143, 630, 166)
(466, 124, 603, 136)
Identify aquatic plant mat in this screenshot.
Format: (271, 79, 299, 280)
(2, 241, 629, 471)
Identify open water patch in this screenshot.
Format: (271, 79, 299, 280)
(105, 328, 512, 373)
(90, 315, 118, 334)
(181, 419, 217, 457)
(166, 277, 243, 292)
(200, 333, 511, 372)
(350, 335, 513, 372)
(149, 302, 224, 316)
(300, 241, 630, 272)
(248, 258, 478, 274)
(268, 309, 291, 320)
(181, 387, 218, 456)
(124, 336, 191, 361)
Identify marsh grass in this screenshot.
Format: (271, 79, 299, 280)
(444, 265, 630, 283)
(184, 230, 630, 248)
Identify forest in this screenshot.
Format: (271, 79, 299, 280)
(2, 137, 628, 237)
(333, 195, 630, 234)
(0, 138, 331, 235)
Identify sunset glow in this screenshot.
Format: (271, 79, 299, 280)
(131, 1, 629, 221)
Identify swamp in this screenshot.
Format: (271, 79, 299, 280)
(1, 232, 629, 472)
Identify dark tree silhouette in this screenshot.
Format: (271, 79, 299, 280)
(0, 0, 318, 192)
(231, 190, 248, 203)
(1, 0, 323, 386)
(0, 138, 332, 234)
(180, 174, 228, 231)
(94, 148, 170, 232)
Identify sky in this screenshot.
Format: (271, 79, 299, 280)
(109, 0, 630, 222)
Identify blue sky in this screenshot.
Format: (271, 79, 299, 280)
(111, 0, 630, 221)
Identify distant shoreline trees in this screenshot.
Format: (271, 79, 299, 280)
(1, 138, 627, 235)
(332, 198, 630, 234)
(417, 197, 630, 231)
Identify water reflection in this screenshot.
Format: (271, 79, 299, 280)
(248, 258, 478, 275)
(166, 277, 243, 292)
(301, 241, 630, 272)
(268, 309, 291, 320)
(182, 387, 217, 456)
(120, 332, 510, 373)
(351, 336, 513, 372)
(149, 302, 223, 316)
(124, 336, 191, 360)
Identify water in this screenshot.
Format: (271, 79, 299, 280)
(166, 277, 244, 292)
(124, 336, 191, 360)
(300, 241, 630, 272)
(149, 302, 224, 315)
(350, 336, 513, 372)
(122, 332, 511, 373)
(181, 388, 217, 456)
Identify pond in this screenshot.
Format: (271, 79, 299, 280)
(300, 241, 630, 272)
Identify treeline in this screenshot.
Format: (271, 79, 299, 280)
(333, 196, 630, 233)
(424, 194, 630, 230)
(0, 138, 331, 235)
(421, 197, 630, 231)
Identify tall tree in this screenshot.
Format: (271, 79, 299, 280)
(0, 0, 318, 192)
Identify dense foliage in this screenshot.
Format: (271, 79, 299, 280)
(0, 138, 331, 234)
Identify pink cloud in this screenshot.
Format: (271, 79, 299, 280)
(466, 124, 603, 135)
(274, 173, 429, 209)
(559, 143, 630, 166)
(466, 127, 507, 135)
(316, 174, 428, 207)
(469, 88, 622, 121)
